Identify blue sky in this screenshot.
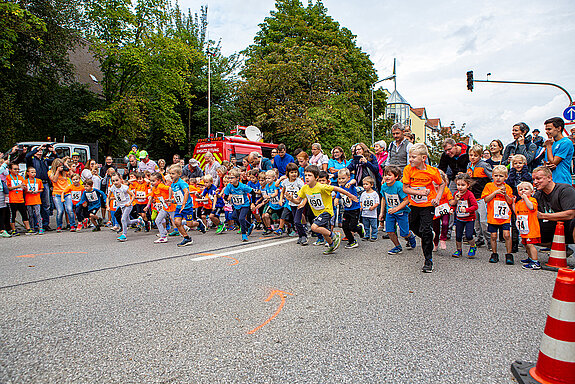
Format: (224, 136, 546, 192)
(180, 0, 575, 145)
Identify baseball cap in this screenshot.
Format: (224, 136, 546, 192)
(139, 150, 148, 159)
(532, 128, 540, 133)
(71, 152, 80, 157)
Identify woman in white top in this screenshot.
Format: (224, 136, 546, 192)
(81, 159, 102, 190)
(309, 143, 329, 172)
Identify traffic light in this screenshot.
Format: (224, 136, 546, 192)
(467, 71, 474, 92)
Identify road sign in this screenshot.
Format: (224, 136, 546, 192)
(564, 105, 575, 121)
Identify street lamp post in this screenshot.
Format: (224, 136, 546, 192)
(371, 74, 396, 146)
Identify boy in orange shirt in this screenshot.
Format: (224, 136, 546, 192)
(402, 143, 446, 273)
(481, 165, 514, 264)
(148, 172, 175, 243)
(130, 172, 152, 232)
(24, 167, 44, 234)
(62, 174, 84, 231)
(7, 162, 33, 235)
(513, 181, 541, 270)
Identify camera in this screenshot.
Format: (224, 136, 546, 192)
(62, 166, 70, 172)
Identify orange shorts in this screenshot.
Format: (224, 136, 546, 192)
(522, 237, 540, 245)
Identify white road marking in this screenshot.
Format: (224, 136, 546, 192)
(190, 238, 298, 262)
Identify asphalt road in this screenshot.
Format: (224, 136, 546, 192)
(1, 225, 573, 383)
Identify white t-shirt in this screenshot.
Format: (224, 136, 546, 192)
(360, 191, 380, 218)
(109, 184, 131, 207)
(281, 178, 305, 207)
(138, 159, 159, 173)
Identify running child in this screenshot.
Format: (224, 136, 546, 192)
(77, 179, 107, 231)
(402, 143, 445, 273)
(130, 172, 152, 232)
(466, 144, 492, 248)
(360, 177, 380, 242)
(246, 169, 263, 229)
(334, 168, 363, 248)
(262, 169, 282, 235)
(513, 181, 541, 270)
(223, 169, 255, 242)
(380, 165, 417, 254)
(24, 167, 44, 234)
(197, 174, 224, 233)
(506, 154, 532, 253)
(432, 170, 454, 251)
(62, 174, 85, 231)
(481, 165, 515, 264)
(107, 174, 141, 242)
(6, 163, 32, 235)
(450, 173, 479, 258)
(168, 165, 204, 246)
(148, 172, 175, 243)
(288, 165, 358, 255)
(279, 163, 304, 239)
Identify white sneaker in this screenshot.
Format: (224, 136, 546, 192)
(154, 237, 168, 243)
(439, 240, 447, 250)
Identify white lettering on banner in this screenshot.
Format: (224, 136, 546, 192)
(493, 200, 510, 220)
(307, 193, 325, 211)
(517, 215, 529, 235)
(385, 193, 400, 208)
(411, 187, 428, 203)
(231, 194, 245, 206)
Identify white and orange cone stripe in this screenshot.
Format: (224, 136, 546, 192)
(530, 268, 575, 384)
(548, 221, 568, 269)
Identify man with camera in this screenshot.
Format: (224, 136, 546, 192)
(26, 144, 59, 231)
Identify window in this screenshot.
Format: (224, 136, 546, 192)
(74, 148, 88, 164)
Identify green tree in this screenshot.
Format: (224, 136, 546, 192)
(427, 125, 468, 165)
(236, 0, 386, 152)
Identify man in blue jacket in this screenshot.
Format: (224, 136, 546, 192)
(273, 143, 295, 177)
(26, 144, 58, 230)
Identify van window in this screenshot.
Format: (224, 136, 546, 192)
(74, 148, 88, 164)
(55, 146, 70, 159)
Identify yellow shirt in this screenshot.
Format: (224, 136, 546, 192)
(298, 183, 335, 216)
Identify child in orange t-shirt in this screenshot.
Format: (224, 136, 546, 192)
(148, 172, 175, 243)
(62, 174, 84, 231)
(7, 162, 32, 235)
(481, 165, 514, 265)
(433, 170, 455, 251)
(402, 143, 446, 273)
(24, 167, 44, 234)
(513, 181, 541, 270)
(130, 172, 151, 232)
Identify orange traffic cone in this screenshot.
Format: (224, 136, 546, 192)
(511, 268, 575, 384)
(545, 221, 568, 270)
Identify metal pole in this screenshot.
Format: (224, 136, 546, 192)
(474, 79, 572, 104)
(371, 74, 396, 146)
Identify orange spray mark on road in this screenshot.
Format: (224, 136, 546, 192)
(16, 252, 88, 258)
(247, 290, 293, 334)
(219, 255, 239, 265)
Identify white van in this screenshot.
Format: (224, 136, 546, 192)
(15, 142, 92, 174)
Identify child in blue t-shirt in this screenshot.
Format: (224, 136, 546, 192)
(223, 169, 254, 241)
(262, 169, 282, 235)
(334, 168, 364, 248)
(379, 165, 416, 254)
(246, 169, 262, 228)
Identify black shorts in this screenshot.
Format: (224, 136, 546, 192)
(88, 208, 100, 215)
(9, 203, 28, 223)
(133, 204, 147, 215)
(211, 207, 223, 217)
(197, 207, 212, 217)
(313, 212, 332, 229)
(266, 207, 283, 221)
(281, 206, 294, 222)
(539, 218, 575, 244)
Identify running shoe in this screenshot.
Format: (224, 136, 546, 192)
(38, 228, 45, 235)
(468, 246, 477, 258)
(262, 228, 274, 236)
(323, 234, 341, 254)
(522, 260, 541, 270)
(357, 223, 366, 238)
(345, 241, 359, 249)
(168, 229, 180, 236)
(242, 234, 248, 242)
(1, 230, 12, 238)
(70, 226, 76, 232)
(198, 220, 206, 234)
(154, 237, 168, 244)
(216, 224, 226, 234)
(422, 261, 433, 273)
(407, 234, 417, 249)
(520, 257, 533, 264)
(505, 253, 515, 265)
(313, 239, 325, 246)
(439, 240, 447, 250)
(77, 223, 83, 231)
(26, 229, 35, 235)
(177, 237, 193, 247)
(273, 228, 283, 236)
(247, 223, 255, 236)
(300, 236, 308, 246)
(452, 250, 462, 258)
(489, 253, 499, 263)
(56, 227, 62, 233)
(388, 245, 402, 255)
(92, 226, 101, 232)
(117, 234, 127, 242)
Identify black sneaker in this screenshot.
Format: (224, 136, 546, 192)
(422, 261, 433, 273)
(489, 253, 499, 263)
(475, 238, 485, 247)
(357, 223, 366, 238)
(300, 236, 308, 246)
(505, 253, 514, 265)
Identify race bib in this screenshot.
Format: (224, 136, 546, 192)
(411, 187, 428, 203)
(111, 199, 118, 210)
(230, 194, 245, 206)
(341, 194, 352, 208)
(71, 191, 82, 201)
(516, 215, 529, 235)
(270, 194, 280, 205)
(135, 191, 146, 200)
(385, 193, 401, 208)
(456, 200, 469, 217)
(27, 182, 37, 192)
(493, 200, 510, 220)
(86, 192, 98, 202)
(434, 203, 450, 217)
(362, 197, 376, 209)
(154, 202, 164, 211)
(173, 190, 184, 205)
(307, 193, 325, 211)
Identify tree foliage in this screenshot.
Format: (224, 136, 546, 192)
(427, 125, 467, 165)
(237, 0, 387, 152)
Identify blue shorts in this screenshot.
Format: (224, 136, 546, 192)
(385, 211, 410, 237)
(487, 222, 510, 233)
(174, 206, 195, 220)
